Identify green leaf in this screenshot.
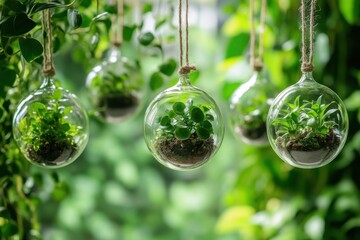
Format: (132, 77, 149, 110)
(1, 220, 18, 237)
(139, 32, 155, 46)
(142, 3, 152, 14)
(175, 127, 191, 140)
(30, 2, 66, 14)
(159, 59, 177, 76)
(0, 13, 36, 37)
(225, 33, 250, 58)
(2, 0, 26, 13)
(19, 37, 43, 63)
(67, 9, 83, 30)
(339, 0, 360, 25)
(191, 107, 205, 123)
(0, 68, 17, 96)
(31, 102, 46, 113)
(173, 102, 186, 115)
(160, 116, 170, 126)
(123, 25, 136, 41)
(53, 89, 62, 101)
(61, 123, 70, 132)
(196, 126, 210, 139)
(149, 72, 164, 91)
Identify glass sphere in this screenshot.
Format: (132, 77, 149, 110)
(13, 77, 89, 168)
(267, 72, 349, 169)
(230, 70, 276, 145)
(144, 75, 225, 171)
(86, 47, 142, 123)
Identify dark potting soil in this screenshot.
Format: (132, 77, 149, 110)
(277, 129, 341, 164)
(28, 139, 77, 166)
(98, 94, 138, 121)
(235, 122, 267, 141)
(156, 134, 215, 167)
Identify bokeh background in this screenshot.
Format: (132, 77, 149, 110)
(1, 0, 360, 239)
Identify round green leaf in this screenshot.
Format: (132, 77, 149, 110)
(139, 32, 155, 46)
(175, 127, 191, 140)
(19, 37, 43, 63)
(150, 72, 164, 91)
(201, 120, 213, 130)
(196, 126, 210, 139)
(160, 116, 170, 126)
(159, 59, 177, 76)
(1, 13, 36, 37)
(173, 102, 186, 115)
(191, 107, 205, 123)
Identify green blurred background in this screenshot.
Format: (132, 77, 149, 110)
(1, 0, 360, 239)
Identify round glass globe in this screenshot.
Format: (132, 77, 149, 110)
(144, 75, 225, 171)
(267, 72, 349, 168)
(13, 77, 89, 168)
(230, 70, 276, 145)
(86, 47, 142, 123)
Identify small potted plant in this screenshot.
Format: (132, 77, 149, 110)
(89, 71, 139, 121)
(271, 96, 341, 165)
(15, 89, 86, 166)
(153, 99, 216, 167)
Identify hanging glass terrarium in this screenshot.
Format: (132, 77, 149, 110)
(13, 77, 89, 168)
(267, 73, 348, 168)
(266, 0, 349, 168)
(229, 0, 275, 145)
(144, 0, 224, 170)
(12, 9, 89, 168)
(86, 47, 142, 123)
(86, 0, 142, 123)
(230, 69, 275, 145)
(144, 75, 224, 170)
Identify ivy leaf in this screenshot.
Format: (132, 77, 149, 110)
(149, 72, 164, 91)
(159, 59, 177, 76)
(19, 37, 43, 63)
(2, 0, 26, 13)
(29, 2, 66, 14)
(1, 219, 18, 237)
(138, 32, 155, 46)
(0, 68, 16, 98)
(0, 13, 36, 37)
(123, 25, 136, 41)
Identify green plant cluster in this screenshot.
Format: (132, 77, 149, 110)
(272, 96, 339, 149)
(90, 72, 136, 96)
(18, 89, 81, 161)
(157, 99, 215, 141)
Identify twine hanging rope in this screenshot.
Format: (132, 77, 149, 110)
(111, 0, 124, 47)
(301, 0, 316, 72)
(250, 0, 267, 72)
(42, 9, 55, 77)
(178, 0, 196, 75)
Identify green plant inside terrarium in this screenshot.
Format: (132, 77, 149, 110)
(18, 90, 82, 164)
(233, 93, 270, 141)
(89, 71, 139, 119)
(272, 95, 340, 153)
(154, 99, 216, 165)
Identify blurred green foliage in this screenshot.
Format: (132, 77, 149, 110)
(1, 0, 360, 240)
